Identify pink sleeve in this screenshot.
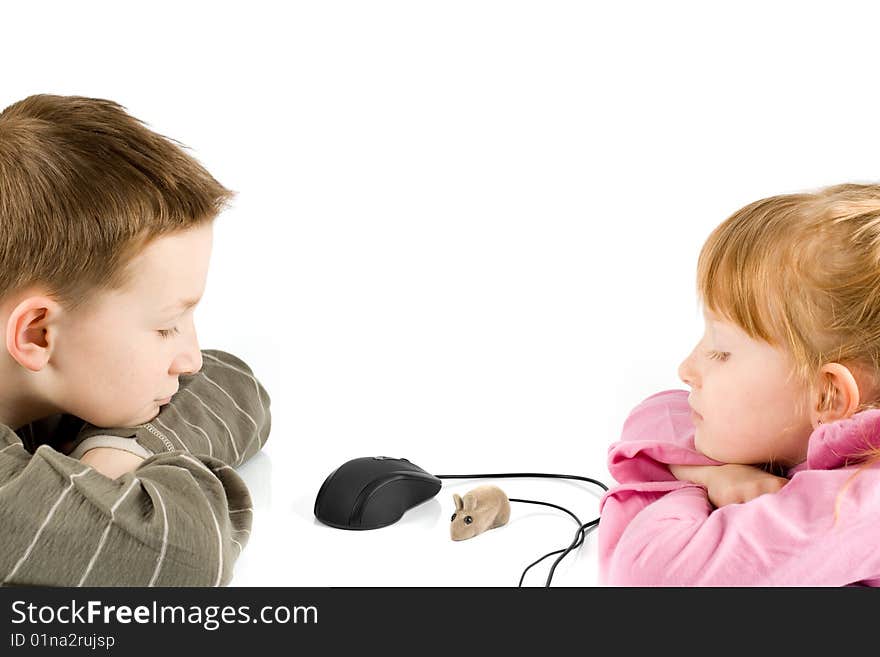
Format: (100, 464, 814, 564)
(608, 389, 723, 484)
(599, 466, 880, 586)
(598, 389, 723, 580)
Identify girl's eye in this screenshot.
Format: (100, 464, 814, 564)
(707, 350, 729, 362)
(158, 327, 181, 339)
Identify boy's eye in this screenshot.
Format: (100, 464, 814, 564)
(158, 327, 181, 339)
(707, 350, 729, 362)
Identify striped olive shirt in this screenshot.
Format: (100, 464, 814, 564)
(0, 349, 271, 587)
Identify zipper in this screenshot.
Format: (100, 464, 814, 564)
(144, 423, 175, 453)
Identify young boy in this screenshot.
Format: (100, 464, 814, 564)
(0, 94, 271, 586)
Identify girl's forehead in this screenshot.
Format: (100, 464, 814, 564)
(702, 308, 725, 329)
(702, 307, 723, 321)
(703, 311, 748, 343)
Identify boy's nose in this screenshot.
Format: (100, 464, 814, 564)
(192, 349, 203, 374)
(179, 319, 203, 375)
(182, 349, 203, 376)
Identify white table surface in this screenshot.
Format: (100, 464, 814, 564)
(228, 406, 612, 588)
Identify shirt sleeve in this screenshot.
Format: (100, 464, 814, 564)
(0, 425, 252, 587)
(598, 465, 880, 586)
(63, 349, 272, 469)
(607, 388, 722, 484)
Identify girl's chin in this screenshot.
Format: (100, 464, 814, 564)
(693, 432, 718, 460)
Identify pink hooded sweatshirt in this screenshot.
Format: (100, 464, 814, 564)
(598, 389, 880, 586)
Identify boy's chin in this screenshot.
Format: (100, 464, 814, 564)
(103, 406, 161, 428)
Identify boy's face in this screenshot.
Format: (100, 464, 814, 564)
(677, 309, 813, 468)
(48, 222, 213, 428)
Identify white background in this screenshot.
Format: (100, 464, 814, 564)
(4, 1, 880, 587)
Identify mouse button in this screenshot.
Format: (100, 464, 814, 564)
(352, 475, 442, 529)
(315, 477, 363, 528)
(341, 457, 392, 487)
(398, 469, 442, 488)
(313, 465, 341, 518)
(315, 458, 380, 520)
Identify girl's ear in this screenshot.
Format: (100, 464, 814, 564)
(453, 493, 463, 512)
(813, 362, 861, 426)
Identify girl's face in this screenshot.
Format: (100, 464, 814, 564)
(677, 309, 814, 468)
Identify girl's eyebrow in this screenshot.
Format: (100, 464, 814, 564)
(162, 297, 201, 314)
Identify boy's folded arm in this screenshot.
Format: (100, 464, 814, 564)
(599, 468, 880, 586)
(0, 427, 252, 587)
(78, 446, 146, 480)
(608, 388, 722, 484)
(65, 349, 272, 469)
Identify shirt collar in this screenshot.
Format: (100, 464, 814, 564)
(787, 408, 880, 475)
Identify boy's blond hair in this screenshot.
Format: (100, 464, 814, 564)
(696, 182, 880, 522)
(0, 94, 235, 313)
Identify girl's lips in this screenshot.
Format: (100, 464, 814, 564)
(691, 410, 703, 421)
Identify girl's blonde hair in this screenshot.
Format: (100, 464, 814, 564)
(696, 182, 880, 525)
(0, 94, 235, 315)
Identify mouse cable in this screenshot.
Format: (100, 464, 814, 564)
(434, 472, 609, 587)
(513, 505, 600, 587)
(434, 471, 609, 491)
(508, 498, 598, 587)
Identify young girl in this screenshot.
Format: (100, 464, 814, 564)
(598, 182, 880, 586)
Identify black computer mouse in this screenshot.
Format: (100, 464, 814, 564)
(314, 456, 442, 530)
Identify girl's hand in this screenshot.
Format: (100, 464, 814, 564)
(668, 463, 790, 508)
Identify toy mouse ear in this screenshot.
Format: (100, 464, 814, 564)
(453, 493, 463, 511)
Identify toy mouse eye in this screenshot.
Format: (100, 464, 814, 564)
(464, 516, 473, 524)
(451, 513, 457, 522)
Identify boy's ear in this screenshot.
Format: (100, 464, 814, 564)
(812, 362, 861, 427)
(5, 295, 59, 372)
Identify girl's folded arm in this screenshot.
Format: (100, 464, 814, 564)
(600, 468, 880, 586)
(609, 388, 722, 485)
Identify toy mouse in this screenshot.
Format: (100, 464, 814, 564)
(450, 485, 510, 541)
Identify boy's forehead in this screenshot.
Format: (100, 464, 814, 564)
(126, 253, 183, 295)
(126, 225, 212, 303)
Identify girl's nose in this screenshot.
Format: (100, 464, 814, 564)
(678, 353, 696, 387)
